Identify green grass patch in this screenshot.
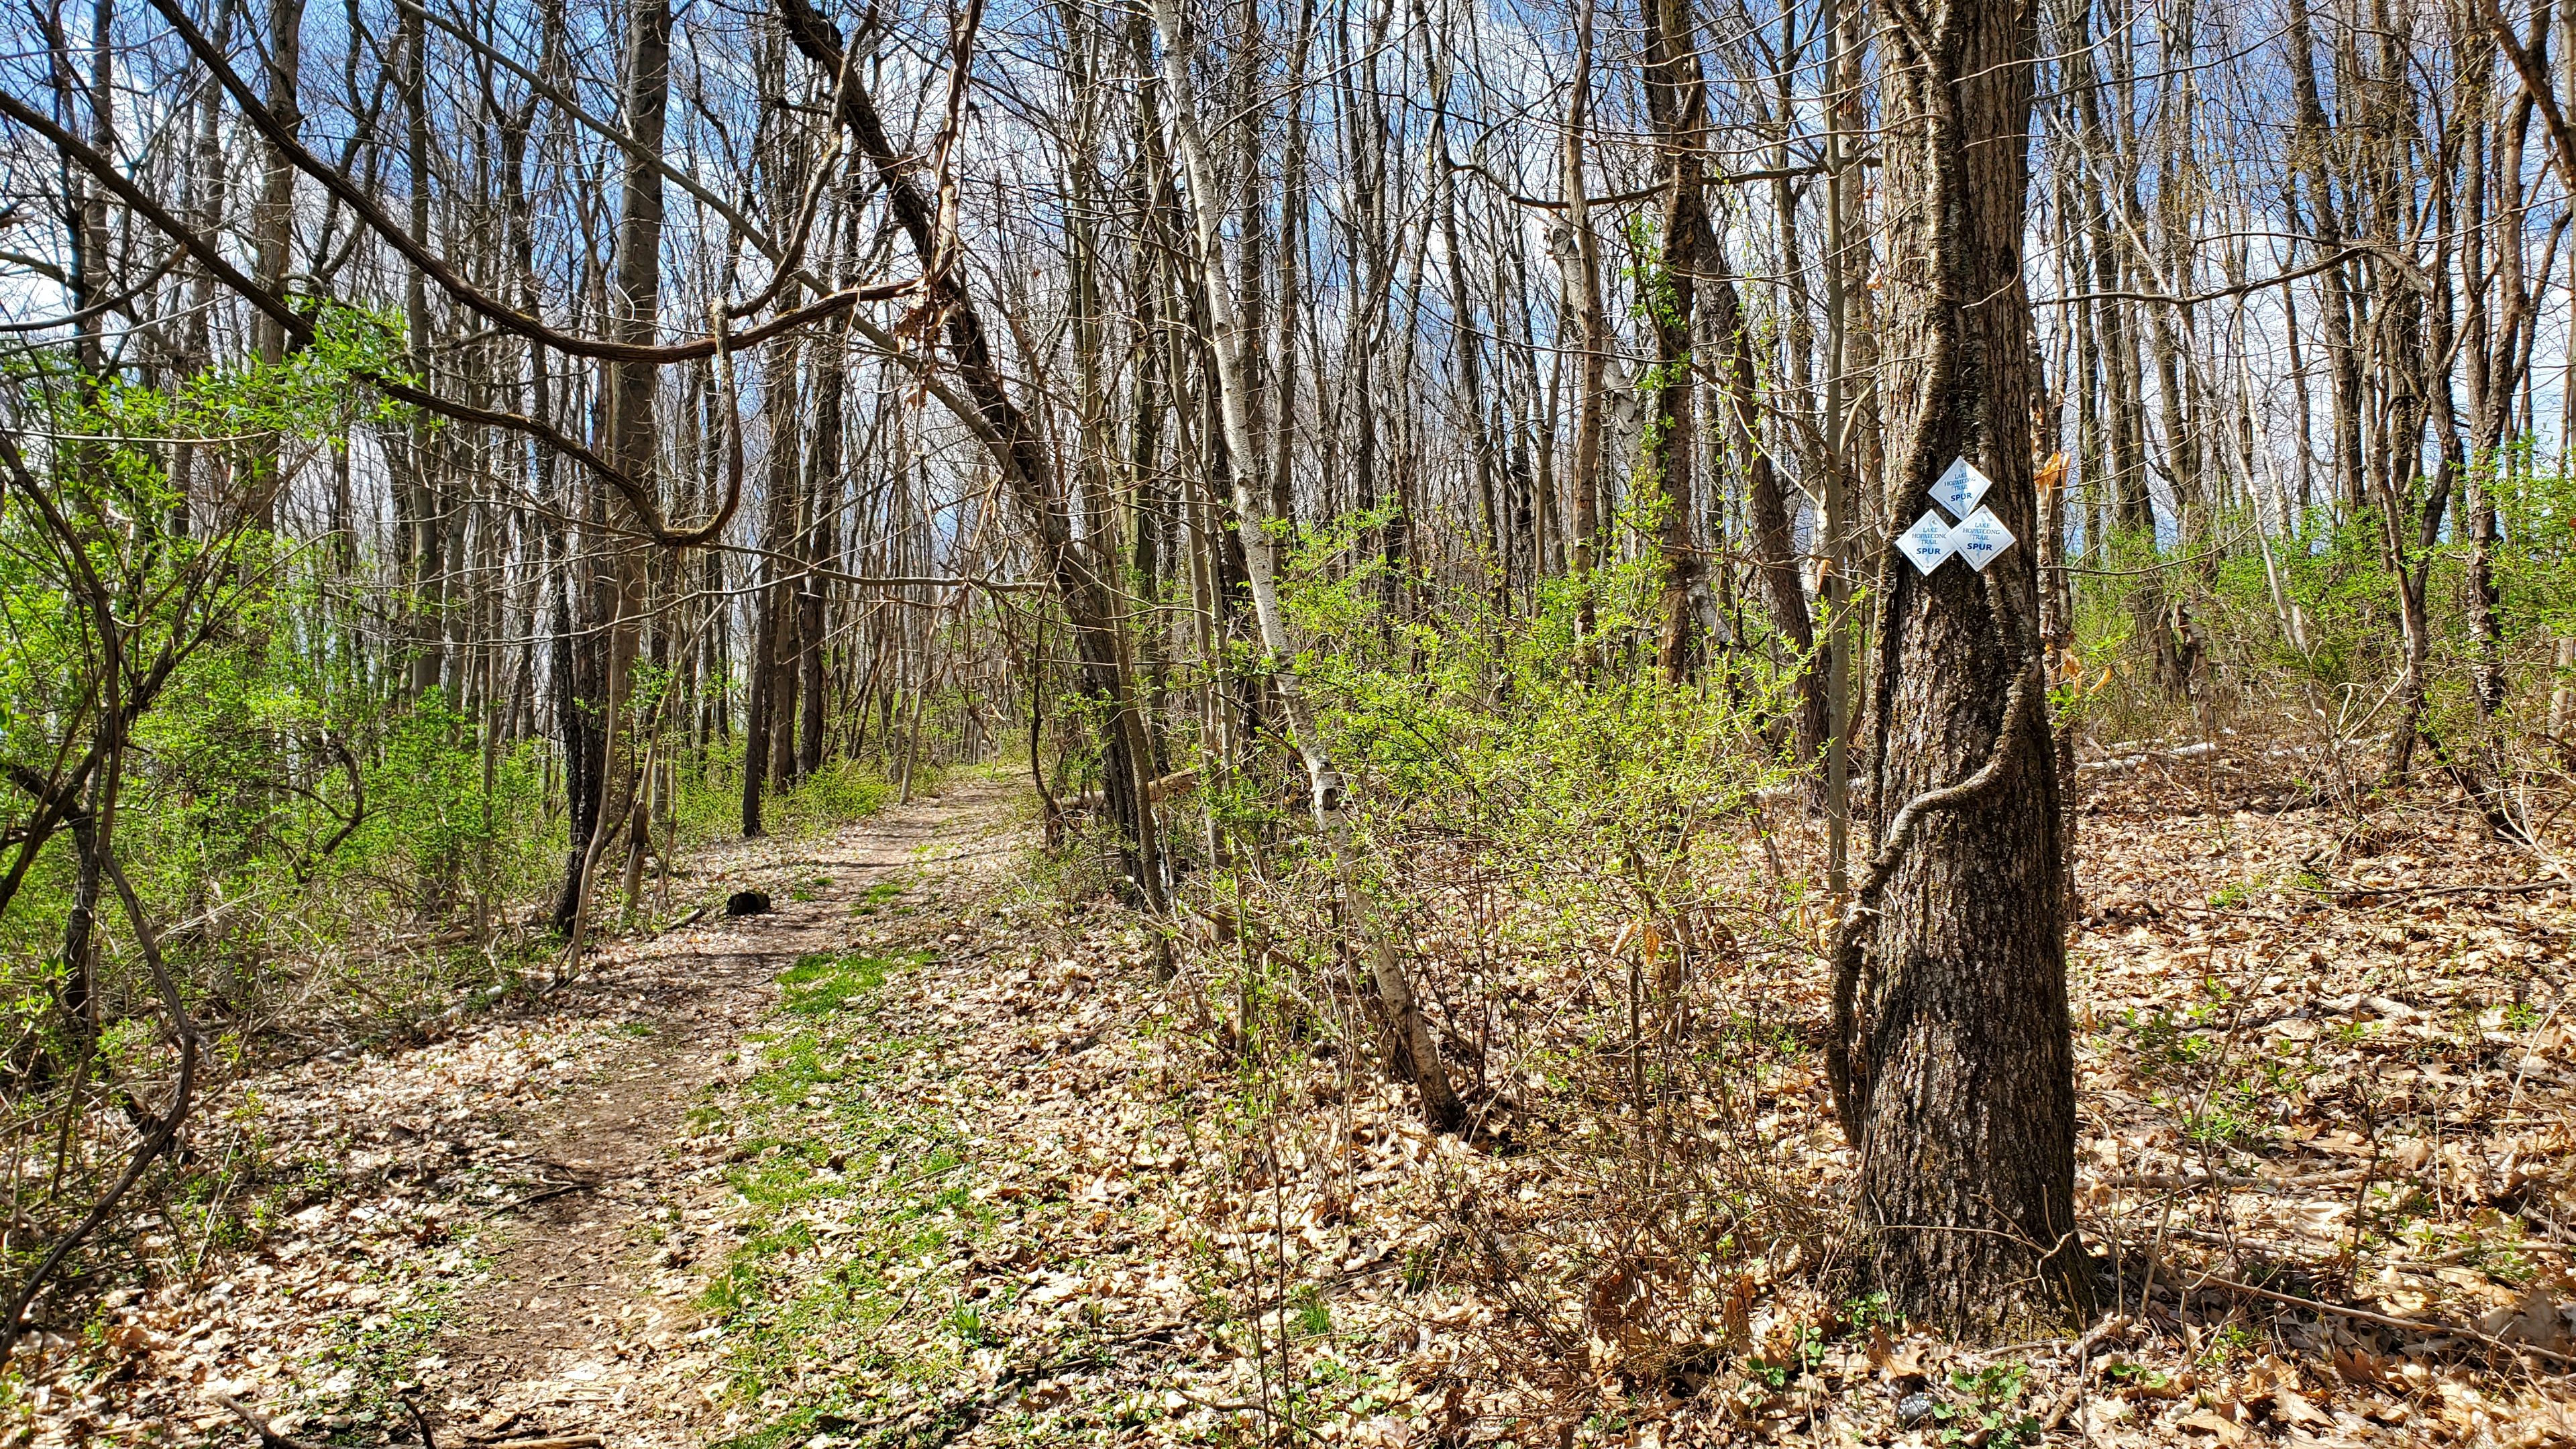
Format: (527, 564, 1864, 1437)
(849, 881, 908, 916)
(777, 951, 908, 1018)
(694, 949, 1036, 1448)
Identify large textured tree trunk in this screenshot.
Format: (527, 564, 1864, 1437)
(799, 305, 844, 783)
(1638, 0, 1709, 682)
(1828, 0, 2090, 1336)
(170, 0, 235, 539)
(761, 324, 804, 796)
(2282, 0, 2367, 515)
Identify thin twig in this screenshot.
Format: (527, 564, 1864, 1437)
(211, 1393, 323, 1449)
(480, 1180, 594, 1218)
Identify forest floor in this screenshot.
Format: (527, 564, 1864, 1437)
(20, 749, 2576, 1448)
(17, 771, 1053, 1449)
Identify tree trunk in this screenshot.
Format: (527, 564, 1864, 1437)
(399, 0, 446, 697)
(800, 320, 843, 782)
(1152, 0, 1463, 1133)
(775, 0, 1167, 912)
(1713, 265, 1825, 756)
(2283, 0, 2367, 513)
(1639, 0, 1710, 682)
(1830, 0, 2090, 1336)
(553, 0, 669, 937)
(246, 0, 304, 531)
(763, 327, 804, 796)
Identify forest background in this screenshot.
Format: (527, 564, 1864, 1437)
(3, 0, 2576, 1437)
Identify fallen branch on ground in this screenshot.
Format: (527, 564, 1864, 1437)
(2296, 877, 2571, 900)
(211, 1393, 322, 1449)
(2185, 1269, 2576, 1370)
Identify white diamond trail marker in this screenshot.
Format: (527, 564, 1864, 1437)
(1898, 510, 1957, 576)
(1947, 505, 2016, 572)
(1930, 457, 1994, 519)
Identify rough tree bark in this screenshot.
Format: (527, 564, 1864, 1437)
(1553, 0, 1606, 651)
(1638, 0, 1711, 682)
(1827, 0, 2092, 1336)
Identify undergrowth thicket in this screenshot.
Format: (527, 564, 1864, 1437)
(1095, 476, 2576, 1397)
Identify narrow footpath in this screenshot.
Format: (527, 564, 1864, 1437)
(431, 778, 1027, 1447)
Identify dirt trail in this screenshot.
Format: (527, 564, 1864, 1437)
(428, 779, 1018, 1447)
